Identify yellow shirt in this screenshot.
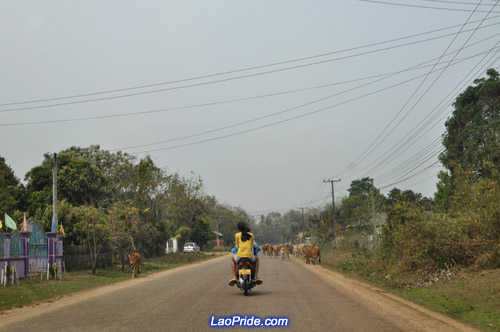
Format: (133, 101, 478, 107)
(235, 232, 254, 257)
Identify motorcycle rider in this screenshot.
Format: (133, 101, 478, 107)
(229, 221, 263, 286)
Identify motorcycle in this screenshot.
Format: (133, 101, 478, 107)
(236, 258, 256, 296)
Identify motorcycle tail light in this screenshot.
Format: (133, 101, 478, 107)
(240, 260, 250, 266)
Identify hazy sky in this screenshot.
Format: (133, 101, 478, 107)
(2, 1, 499, 215)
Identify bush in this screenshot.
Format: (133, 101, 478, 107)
(380, 171, 500, 273)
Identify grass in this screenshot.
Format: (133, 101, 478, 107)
(392, 269, 500, 332)
(319, 246, 500, 332)
(0, 252, 219, 312)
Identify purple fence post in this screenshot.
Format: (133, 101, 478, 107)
(21, 231, 30, 278)
(47, 232, 57, 265)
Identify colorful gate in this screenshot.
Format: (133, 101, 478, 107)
(28, 221, 48, 272)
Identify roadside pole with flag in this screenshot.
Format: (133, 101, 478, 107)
(4, 213, 17, 231)
(23, 213, 28, 231)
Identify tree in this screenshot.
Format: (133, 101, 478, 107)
(166, 173, 207, 244)
(0, 156, 25, 216)
(25, 153, 109, 212)
(347, 177, 373, 197)
(437, 69, 500, 210)
(440, 69, 500, 178)
(108, 202, 136, 270)
(74, 206, 111, 274)
(60, 145, 136, 202)
(339, 177, 386, 228)
(387, 188, 433, 210)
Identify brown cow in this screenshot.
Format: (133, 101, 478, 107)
(266, 244, 274, 257)
(273, 245, 280, 258)
(261, 244, 269, 255)
(129, 252, 142, 278)
(305, 246, 321, 265)
(283, 244, 292, 260)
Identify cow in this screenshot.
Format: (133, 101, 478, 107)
(261, 244, 269, 255)
(305, 245, 321, 265)
(273, 245, 280, 258)
(266, 244, 274, 257)
(128, 252, 142, 278)
(283, 244, 292, 260)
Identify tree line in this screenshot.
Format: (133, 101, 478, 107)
(0, 146, 252, 272)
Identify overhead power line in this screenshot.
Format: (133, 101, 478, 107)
(1, 18, 500, 112)
(125, 54, 483, 155)
(417, 0, 498, 6)
(356, 0, 500, 13)
(5, 38, 499, 128)
(330, 1, 498, 180)
(379, 160, 442, 190)
(334, 57, 500, 196)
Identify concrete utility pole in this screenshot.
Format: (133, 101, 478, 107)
(371, 178, 376, 236)
(53, 153, 58, 229)
(298, 207, 305, 231)
(323, 178, 341, 241)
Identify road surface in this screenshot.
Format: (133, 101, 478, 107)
(0, 254, 478, 332)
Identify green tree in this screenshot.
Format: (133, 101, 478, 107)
(60, 145, 136, 202)
(0, 156, 25, 216)
(339, 177, 386, 228)
(74, 205, 111, 274)
(25, 153, 109, 211)
(437, 69, 500, 209)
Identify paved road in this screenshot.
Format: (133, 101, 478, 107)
(0, 254, 473, 332)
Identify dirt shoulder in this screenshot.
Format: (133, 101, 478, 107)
(292, 256, 479, 332)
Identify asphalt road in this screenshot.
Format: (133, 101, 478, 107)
(0, 254, 475, 332)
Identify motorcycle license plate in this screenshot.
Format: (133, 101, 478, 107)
(239, 269, 251, 275)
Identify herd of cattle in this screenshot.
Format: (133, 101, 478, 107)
(260, 243, 321, 265)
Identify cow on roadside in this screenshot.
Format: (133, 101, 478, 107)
(273, 245, 280, 259)
(129, 252, 142, 278)
(262, 244, 269, 255)
(266, 244, 274, 257)
(305, 246, 321, 265)
(283, 244, 293, 261)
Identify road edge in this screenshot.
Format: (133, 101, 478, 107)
(291, 256, 479, 332)
(0, 254, 230, 328)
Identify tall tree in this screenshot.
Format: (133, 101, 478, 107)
(0, 156, 25, 215)
(437, 69, 500, 210)
(440, 69, 500, 178)
(25, 153, 109, 212)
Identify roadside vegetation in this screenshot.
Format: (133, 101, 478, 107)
(1, 145, 253, 274)
(0, 252, 217, 312)
(251, 69, 500, 332)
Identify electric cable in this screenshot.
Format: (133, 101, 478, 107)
(356, 0, 500, 13)
(2, 20, 500, 113)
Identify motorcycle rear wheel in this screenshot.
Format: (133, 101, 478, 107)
(243, 280, 249, 296)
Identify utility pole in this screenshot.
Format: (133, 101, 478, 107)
(371, 178, 376, 236)
(53, 153, 58, 230)
(298, 207, 305, 231)
(323, 178, 341, 242)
